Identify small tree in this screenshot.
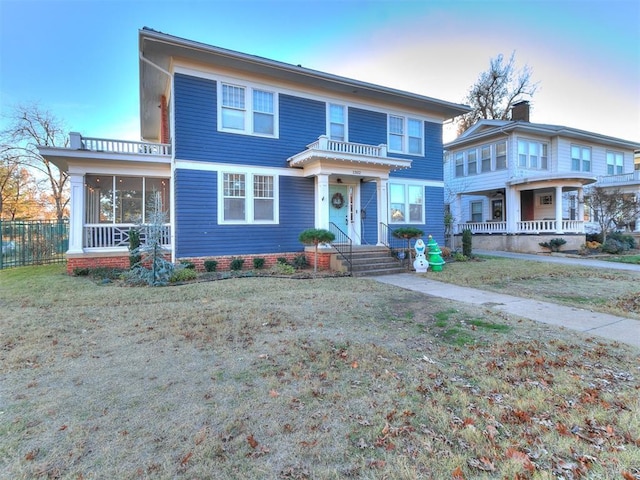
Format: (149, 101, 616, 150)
(299, 228, 335, 273)
(129, 191, 174, 286)
(462, 228, 473, 258)
(392, 227, 424, 269)
(587, 187, 640, 244)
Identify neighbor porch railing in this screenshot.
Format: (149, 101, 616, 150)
(459, 220, 584, 234)
(84, 224, 171, 249)
(597, 171, 640, 186)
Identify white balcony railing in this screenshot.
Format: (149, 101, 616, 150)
(70, 132, 171, 156)
(84, 224, 171, 249)
(308, 136, 388, 157)
(459, 220, 584, 234)
(597, 171, 640, 186)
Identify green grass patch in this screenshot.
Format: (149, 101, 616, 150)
(467, 318, 511, 332)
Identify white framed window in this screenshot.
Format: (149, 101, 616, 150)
(328, 104, 347, 141)
(606, 151, 623, 175)
(219, 82, 278, 137)
(220, 172, 278, 224)
(389, 183, 424, 224)
(571, 145, 591, 172)
(495, 141, 507, 170)
(388, 115, 423, 155)
(454, 152, 464, 177)
(470, 201, 483, 222)
(481, 145, 491, 172)
(518, 139, 548, 169)
(467, 149, 477, 175)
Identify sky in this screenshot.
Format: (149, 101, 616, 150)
(1, 0, 639, 145)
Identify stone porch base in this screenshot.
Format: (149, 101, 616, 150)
(451, 233, 586, 254)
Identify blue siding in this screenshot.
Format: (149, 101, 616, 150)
(425, 186, 445, 244)
(174, 168, 314, 257)
(174, 73, 325, 166)
(389, 121, 443, 181)
(349, 107, 386, 145)
(360, 181, 378, 245)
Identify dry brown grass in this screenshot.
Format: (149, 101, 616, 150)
(1, 264, 639, 479)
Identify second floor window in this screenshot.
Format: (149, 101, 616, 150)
(481, 146, 491, 172)
(607, 151, 623, 175)
(220, 83, 277, 137)
(467, 149, 477, 175)
(454, 152, 464, 177)
(496, 142, 507, 170)
(388, 115, 423, 155)
(571, 145, 591, 172)
(328, 104, 346, 141)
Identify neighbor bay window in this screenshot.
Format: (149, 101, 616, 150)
(571, 145, 591, 172)
(518, 140, 548, 169)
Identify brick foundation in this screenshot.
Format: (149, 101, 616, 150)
(65, 250, 332, 274)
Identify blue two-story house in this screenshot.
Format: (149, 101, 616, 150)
(39, 28, 469, 274)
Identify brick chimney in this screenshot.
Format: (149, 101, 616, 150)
(511, 100, 530, 122)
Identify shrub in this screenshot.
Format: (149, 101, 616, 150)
(292, 254, 309, 270)
(170, 268, 197, 283)
(129, 228, 141, 267)
(453, 252, 468, 262)
(462, 228, 472, 258)
(277, 256, 289, 265)
(586, 233, 603, 244)
(203, 260, 218, 272)
(73, 267, 90, 276)
(602, 239, 626, 254)
(539, 238, 567, 252)
(440, 246, 452, 258)
(230, 257, 245, 271)
(271, 260, 295, 275)
(180, 261, 196, 269)
(299, 228, 335, 272)
(253, 257, 265, 269)
(609, 231, 636, 250)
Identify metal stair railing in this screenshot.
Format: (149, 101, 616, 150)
(329, 222, 353, 275)
(379, 222, 408, 267)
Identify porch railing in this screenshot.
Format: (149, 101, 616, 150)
(379, 222, 408, 265)
(72, 133, 171, 156)
(329, 222, 352, 274)
(84, 224, 171, 249)
(311, 136, 387, 157)
(459, 220, 584, 234)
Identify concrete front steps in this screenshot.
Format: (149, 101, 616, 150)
(334, 245, 409, 276)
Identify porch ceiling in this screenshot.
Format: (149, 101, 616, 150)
(288, 152, 410, 178)
(506, 172, 597, 188)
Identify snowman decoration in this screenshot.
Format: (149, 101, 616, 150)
(413, 238, 429, 273)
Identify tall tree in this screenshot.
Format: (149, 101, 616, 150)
(457, 52, 538, 134)
(1, 104, 69, 219)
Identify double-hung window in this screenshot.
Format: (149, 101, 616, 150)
(470, 201, 483, 223)
(388, 115, 423, 155)
(221, 172, 277, 223)
(328, 104, 346, 141)
(481, 146, 491, 172)
(571, 145, 591, 172)
(454, 152, 464, 177)
(389, 183, 424, 224)
(606, 151, 623, 175)
(467, 149, 477, 175)
(220, 83, 277, 137)
(495, 141, 507, 170)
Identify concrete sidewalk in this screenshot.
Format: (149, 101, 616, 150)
(373, 273, 640, 349)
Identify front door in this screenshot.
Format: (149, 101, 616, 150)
(329, 184, 358, 242)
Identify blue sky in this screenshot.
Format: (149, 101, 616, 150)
(1, 0, 639, 143)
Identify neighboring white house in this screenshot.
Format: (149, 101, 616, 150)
(443, 101, 640, 253)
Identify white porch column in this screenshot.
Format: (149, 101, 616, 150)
(577, 188, 585, 231)
(67, 173, 85, 254)
(316, 174, 330, 230)
(555, 186, 564, 233)
(505, 187, 519, 233)
(376, 177, 388, 245)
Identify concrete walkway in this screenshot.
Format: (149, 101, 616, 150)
(373, 252, 640, 349)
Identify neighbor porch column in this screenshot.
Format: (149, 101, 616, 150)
(635, 193, 640, 232)
(316, 174, 330, 230)
(505, 187, 519, 233)
(577, 188, 585, 232)
(67, 173, 85, 254)
(376, 177, 389, 245)
(555, 185, 564, 233)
